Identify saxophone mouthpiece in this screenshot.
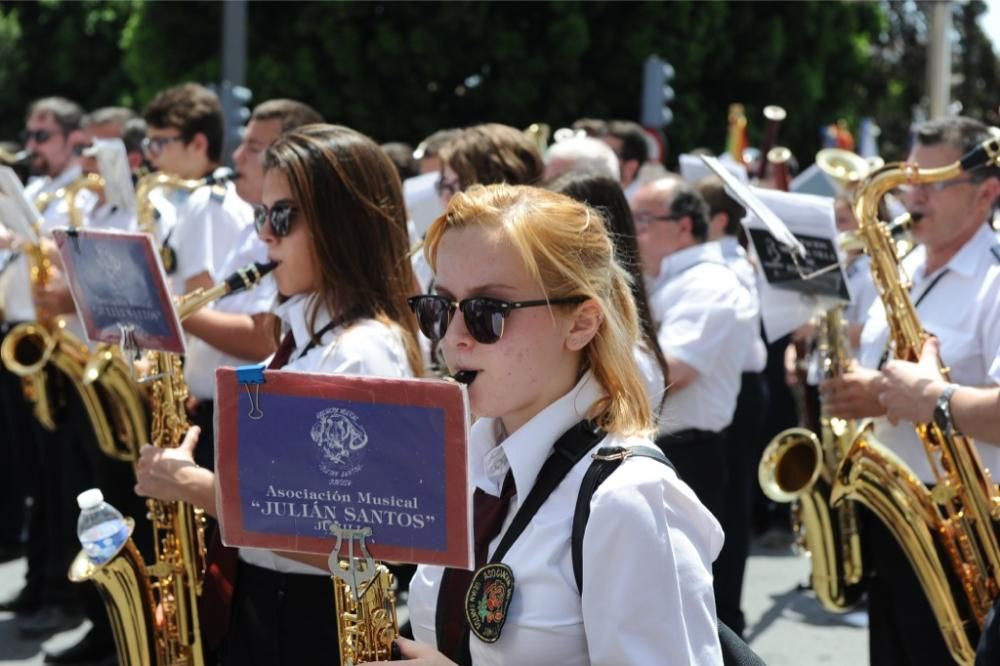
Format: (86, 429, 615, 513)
(222, 261, 277, 297)
(451, 370, 478, 385)
(959, 137, 1000, 173)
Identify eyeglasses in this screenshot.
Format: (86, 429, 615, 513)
(141, 135, 184, 157)
(633, 213, 683, 229)
(896, 175, 984, 196)
(20, 129, 56, 144)
(435, 177, 462, 198)
(253, 201, 297, 237)
(407, 294, 587, 344)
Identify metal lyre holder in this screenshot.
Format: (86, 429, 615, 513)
(117, 322, 142, 378)
(328, 523, 399, 666)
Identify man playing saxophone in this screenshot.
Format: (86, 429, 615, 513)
(823, 116, 1000, 666)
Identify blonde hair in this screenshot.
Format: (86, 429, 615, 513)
(424, 184, 653, 436)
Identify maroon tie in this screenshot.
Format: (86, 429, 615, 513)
(267, 331, 296, 370)
(437, 471, 515, 659)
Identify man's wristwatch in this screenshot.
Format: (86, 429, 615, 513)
(932, 383, 960, 434)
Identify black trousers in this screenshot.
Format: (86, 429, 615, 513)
(0, 323, 35, 549)
(714, 372, 769, 637)
(654, 429, 728, 526)
(222, 560, 339, 666)
(863, 508, 955, 666)
(188, 398, 216, 471)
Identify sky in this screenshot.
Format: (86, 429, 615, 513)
(981, 0, 1000, 52)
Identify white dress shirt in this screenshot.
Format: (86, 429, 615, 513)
(1, 166, 91, 323)
(648, 242, 756, 434)
(634, 344, 667, 416)
(168, 181, 250, 294)
(236, 292, 414, 575)
(843, 253, 878, 337)
(718, 236, 767, 373)
(409, 372, 724, 666)
(859, 224, 1000, 482)
(991, 350, 1000, 384)
(184, 224, 276, 399)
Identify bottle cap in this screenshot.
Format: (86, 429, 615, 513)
(76, 488, 104, 510)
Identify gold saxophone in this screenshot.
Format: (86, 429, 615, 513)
(1, 176, 126, 445)
(758, 305, 865, 612)
(330, 526, 400, 666)
(69, 261, 276, 666)
(829, 136, 1000, 665)
(1, 174, 151, 460)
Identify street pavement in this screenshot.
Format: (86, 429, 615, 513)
(0, 534, 867, 665)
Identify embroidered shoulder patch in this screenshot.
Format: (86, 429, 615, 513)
(465, 563, 515, 643)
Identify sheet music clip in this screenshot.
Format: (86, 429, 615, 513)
(328, 523, 378, 600)
(117, 323, 142, 378)
(65, 226, 81, 254)
(235, 363, 266, 420)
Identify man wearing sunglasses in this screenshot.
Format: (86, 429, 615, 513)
(0, 96, 106, 646)
(630, 176, 757, 632)
(823, 116, 1000, 666)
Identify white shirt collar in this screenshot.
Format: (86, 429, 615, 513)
(908, 223, 997, 282)
(469, 371, 605, 501)
(272, 292, 334, 353)
(717, 235, 746, 261)
(653, 241, 725, 290)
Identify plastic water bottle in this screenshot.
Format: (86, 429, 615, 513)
(76, 488, 130, 565)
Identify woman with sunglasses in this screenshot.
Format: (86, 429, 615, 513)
(134, 123, 423, 666)
(393, 184, 723, 665)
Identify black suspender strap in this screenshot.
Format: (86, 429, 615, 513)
(435, 419, 605, 663)
(571, 445, 674, 593)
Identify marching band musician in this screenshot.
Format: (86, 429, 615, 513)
(436, 123, 544, 206)
(141, 83, 261, 470)
(399, 184, 723, 665)
(629, 176, 756, 527)
(174, 99, 323, 469)
(696, 175, 768, 638)
(824, 116, 1000, 665)
(134, 124, 424, 665)
(0, 97, 143, 664)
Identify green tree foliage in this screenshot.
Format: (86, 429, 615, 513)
(1, 0, 997, 170)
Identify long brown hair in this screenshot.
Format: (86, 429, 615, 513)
(263, 124, 423, 376)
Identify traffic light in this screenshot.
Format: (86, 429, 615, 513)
(220, 80, 252, 161)
(640, 55, 675, 129)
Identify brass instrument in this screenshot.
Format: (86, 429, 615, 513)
(524, 123, 551, 156)
(330, 527, 399, 666)
(766, 146, 792, 192)
(1, 175, 150, 460)
(69, 260, 276, 666)
(759, 305, 865, 612)
(829, 136, 1000, 665)
(755, 105, 787, 180)
(816, 148, 871, 192)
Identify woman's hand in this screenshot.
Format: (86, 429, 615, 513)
(821, 365, 888, 420)
(135, 426, 201, 503)
(360, 637, 457, 665)
(879, 338, 946, 426)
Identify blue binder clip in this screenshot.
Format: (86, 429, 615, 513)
(236, 363, 266, 420)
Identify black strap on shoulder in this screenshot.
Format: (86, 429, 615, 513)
(488, 419, 606, 564)
(570, 445, 764, 666)
(435, 419, 605, 664)
(571, 445, 673, 593)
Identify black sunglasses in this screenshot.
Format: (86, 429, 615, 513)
(20, 129, 55, 144)
(407, 294, 587, 344)
(254, 201, 297, 237)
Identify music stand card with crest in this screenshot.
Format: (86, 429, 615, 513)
(53, 228, 185, 354)
(214, 368, 473, 569)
